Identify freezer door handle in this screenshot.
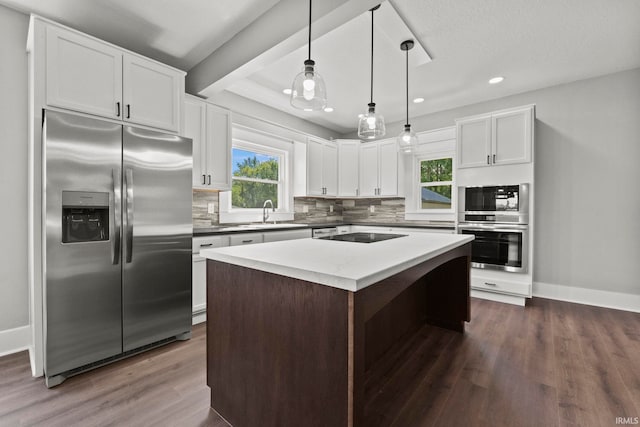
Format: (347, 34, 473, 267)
(124, 168, 134, 263)
(112, 168, 121, 265)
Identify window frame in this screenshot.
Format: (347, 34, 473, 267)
(228, 139, 286, 212)
(415, 153, 455, 214)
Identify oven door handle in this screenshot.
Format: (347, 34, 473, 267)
(458, 224, 528, 233)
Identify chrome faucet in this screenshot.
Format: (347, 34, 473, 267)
(262, 199, 275, 224)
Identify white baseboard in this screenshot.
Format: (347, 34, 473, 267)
(192, 310, 206, 325)
(0, 325, 31, 358)
(533, 282, 640, 313)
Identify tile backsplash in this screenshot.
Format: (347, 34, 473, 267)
(192, 189, 219, 228)
(293, 197, 407, 224)
(193, 190, 447, 228)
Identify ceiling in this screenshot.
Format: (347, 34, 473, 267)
(3, 0, 640, 135)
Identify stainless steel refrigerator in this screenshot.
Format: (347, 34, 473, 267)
(43, 110, 192, 387)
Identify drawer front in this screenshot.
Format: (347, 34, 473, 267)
(471, 276, 531, 297)
(229, 233, 264, 246)
(192, 236, 229, 253)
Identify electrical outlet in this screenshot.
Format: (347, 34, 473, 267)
(369, 205, 375, 213)
(303, 205, 309, 213)
(207, 202, 215, 214)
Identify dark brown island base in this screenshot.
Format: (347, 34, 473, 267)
(202, 233, 473, 427)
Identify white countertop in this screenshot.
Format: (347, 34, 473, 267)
(200, 232, 474, 292)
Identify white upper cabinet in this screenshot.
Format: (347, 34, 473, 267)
(122, 54, 182, 132)
(40, 17, 184, 133)
(184, 95, 231, 190)
(456, 115, 492, 168)
(378, 140, 399, 196)
(45, 24, 123, 120)
(359, 143, 379, 197)
(456, 105, 534, 169)
(205, 104, 232, 190)
(491, 108, 533, 165)
(307, 137, 337, 196)
(184, 96, 207, 188)
(359, 139, 398, 197)
(337, 139, 360, 197)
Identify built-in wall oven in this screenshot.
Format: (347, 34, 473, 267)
(458, 184, 529, 273)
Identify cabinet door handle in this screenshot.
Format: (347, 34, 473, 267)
(242, 239, 253, 243)
(484, 282, 497, 286)
(202, 174, 206, 185)
(487, 155, 490, 165)
(116, 102, 121, 117)
(200, 243, 213, 248)
(126, 104, 131, 119)
(493, 154, 496, 164)
(207, 175, 211, 185)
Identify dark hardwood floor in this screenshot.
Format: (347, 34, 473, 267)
(1, 297, 638, 427)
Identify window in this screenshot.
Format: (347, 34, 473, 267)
(231, 145, 282, 209)
(418, 157, 453, 211)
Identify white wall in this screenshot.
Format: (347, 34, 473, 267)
(0, 5, 29, 331)
(344, 68, 640, 296)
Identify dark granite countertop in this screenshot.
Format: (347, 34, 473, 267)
(193, 221, 455, 236)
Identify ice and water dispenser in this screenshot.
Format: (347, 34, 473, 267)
(61, 191, 109, 243)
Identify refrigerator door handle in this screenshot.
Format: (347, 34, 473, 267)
(112, 169, 121, 265)
(124, 168, 134, 263)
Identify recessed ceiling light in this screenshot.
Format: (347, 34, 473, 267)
(413, 97, 425, 103)
(324, 107, 334, 112)
(489, 76, 504, 84)
(283, 88, 292, 95)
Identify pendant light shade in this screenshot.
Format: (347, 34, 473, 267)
(358, 5, 385, 139)
(397, 40, 418, 153)
(290, 0, 327, 111)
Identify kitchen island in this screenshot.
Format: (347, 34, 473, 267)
(201, 232, 473, 427)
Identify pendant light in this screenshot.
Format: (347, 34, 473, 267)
(397, 39, 418, 153)
(290, 0, 327, 111)
(357, 5, 385, 139)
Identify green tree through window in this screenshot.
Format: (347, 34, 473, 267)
(419, 158, 453, 210)
(231, 148, 280, 209)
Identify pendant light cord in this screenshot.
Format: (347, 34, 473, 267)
(370, 8, 374, 104)
(307, 0, 312, 61)
(405, 48, 409, 125)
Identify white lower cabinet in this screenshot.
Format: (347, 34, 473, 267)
(229, 233, 264, 246)
(469, 270, 532, 306)
(192, 236, 229, 324)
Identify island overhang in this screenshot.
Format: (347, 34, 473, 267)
(200, 232, 474, 291)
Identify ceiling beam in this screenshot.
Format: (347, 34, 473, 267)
(186, 0, 384, 97)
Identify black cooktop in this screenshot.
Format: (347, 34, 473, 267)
(318, 232, 408, 243)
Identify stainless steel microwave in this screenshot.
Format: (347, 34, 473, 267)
(458, 183, 529, 224)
